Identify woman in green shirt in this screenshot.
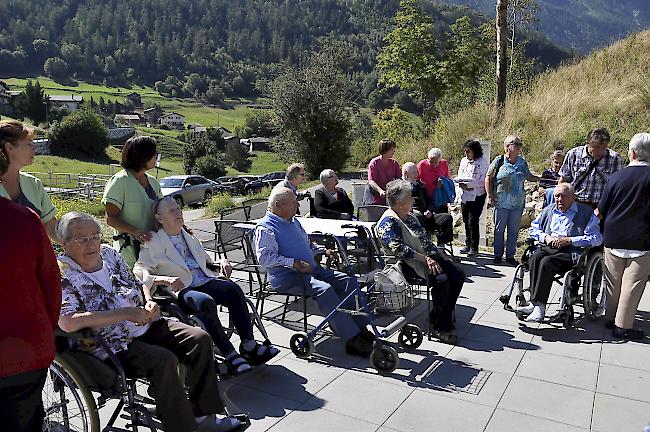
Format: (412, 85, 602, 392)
(103, 136, 162, 267)
(0, 120, 59, 243)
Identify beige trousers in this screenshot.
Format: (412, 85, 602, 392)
(604, 248, 650, 329)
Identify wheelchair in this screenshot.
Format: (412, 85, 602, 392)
(498, 239, 606, 328)
(42, 326, 250, 432)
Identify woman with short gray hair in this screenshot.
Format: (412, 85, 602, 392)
(598, 132, 650, 340)
(313, 169, 354, 219)
(417, 147, 451, 211)
(376, 179, 465, 344)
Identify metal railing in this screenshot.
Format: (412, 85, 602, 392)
(26, 172, 111, 200)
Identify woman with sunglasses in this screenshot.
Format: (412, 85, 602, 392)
(0, 120, 59, 242)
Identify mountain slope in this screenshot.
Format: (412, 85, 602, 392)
(439, 0, 650, 53)
(405, 30, 650, 170)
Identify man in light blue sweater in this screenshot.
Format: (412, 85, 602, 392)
(254, 187, 373, 357)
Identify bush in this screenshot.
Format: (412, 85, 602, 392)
(206, 192, 236, 217)
(192, 154, 226, 179)
(49, 109, 108, 158)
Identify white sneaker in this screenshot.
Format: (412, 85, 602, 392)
(516, 303, 535, 314)
(214, 415, 241, 432)
(525, 305, 546, 322)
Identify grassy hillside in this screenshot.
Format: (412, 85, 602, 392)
(404, 30, 650, 172)
(2, 76, 252, 131)
(28, 149, 284, 178)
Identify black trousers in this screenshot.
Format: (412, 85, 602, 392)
(461, 193, 487, 250)
(117, 319, 224, 432)
(529, 246, 574, 305)
(417, 212, 454, 245)
(0, 368, 47, 432)
(402, 258, 465, 331)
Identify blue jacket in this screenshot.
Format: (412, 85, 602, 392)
(433, 176, 456, 209)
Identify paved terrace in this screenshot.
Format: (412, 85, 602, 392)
(178, 194, 650, 432)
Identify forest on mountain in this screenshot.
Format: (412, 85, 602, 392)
(440, 0, 650, 53)
(0, 0, 569, 106)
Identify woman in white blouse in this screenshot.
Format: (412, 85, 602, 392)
(456, 140, 488, 257)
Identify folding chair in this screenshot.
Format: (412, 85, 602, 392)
(356, 204, 389, 222)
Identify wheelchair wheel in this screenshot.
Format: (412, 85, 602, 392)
(290, 333, 314, 359)
(370, 345, 399, 373)
(42, 354, 100, 432)
(582, 251, 605, 320)
(398, 324, 423, 350)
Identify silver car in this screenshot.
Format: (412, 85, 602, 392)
(159, 175, 214, 207)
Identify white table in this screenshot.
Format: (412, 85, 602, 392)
(233, 217, 376, 237)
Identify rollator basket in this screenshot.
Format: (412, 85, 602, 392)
(373, 263, 415, 312)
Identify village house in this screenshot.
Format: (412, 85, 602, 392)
(48, 94, 83, 112)
(124, 92, 142, 107)
(114, 113, 145, 125)
(241, 136, 271, 152)
(0, 82, 13, 116)
(158, 112, 185, 129)
(143, 106, 163, 124)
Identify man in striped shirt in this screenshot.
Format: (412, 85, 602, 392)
(559, 127, 623, 208)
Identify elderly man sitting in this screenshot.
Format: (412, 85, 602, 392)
(254, 187, 373, 356)
(518, 183, 603, 322)
(57, 212, 241, 432)
(402, 162, 453, 245)
(313, 169, 354, 219)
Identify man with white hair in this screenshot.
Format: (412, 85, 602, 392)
(519, 182, 602, 322)
(598, 133, 650, 339)
(402, 162, 453, 245)
(253, 187, 374, 356)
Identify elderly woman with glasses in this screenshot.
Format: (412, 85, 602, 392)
(313, 169, 354, 219)
(57, 211, 241, 432)
(134, 197, 279, 375)
(376, 179, 465, 344)
(417, 147, 451, 212)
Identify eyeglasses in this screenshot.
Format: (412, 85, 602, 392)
(71, 233, 102, 245)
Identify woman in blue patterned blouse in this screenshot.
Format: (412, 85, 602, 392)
(376, 179, 466, 344)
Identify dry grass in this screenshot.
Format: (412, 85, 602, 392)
(412, 30, 650, 172)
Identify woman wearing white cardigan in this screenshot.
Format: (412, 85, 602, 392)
(134, 197, 279, 375)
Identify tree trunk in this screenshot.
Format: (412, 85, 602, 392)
(495, 0, 509, 114)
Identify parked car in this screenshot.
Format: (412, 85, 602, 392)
(215, 175, 256, 195)
(244, 171, 286, 194)
(159, 175, 214, 207)
(208, 179, 236, 195)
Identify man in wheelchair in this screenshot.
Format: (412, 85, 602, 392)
(517, 183, 602, 322)
(56, 211, 241, 432)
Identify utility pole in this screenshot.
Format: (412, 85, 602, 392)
(495, 0, 509, 115)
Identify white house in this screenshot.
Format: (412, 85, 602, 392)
(49, 95, 83, 111)
(158, 112, 185, 129)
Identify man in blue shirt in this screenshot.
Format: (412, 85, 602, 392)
(253, 187, 374, 356)
(518, 183, 602, 322)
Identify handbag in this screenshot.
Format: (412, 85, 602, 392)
(373, 262, 414, 312)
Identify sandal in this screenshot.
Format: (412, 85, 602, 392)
(240, 340, 280, 366)
(224, 354, 252, 376)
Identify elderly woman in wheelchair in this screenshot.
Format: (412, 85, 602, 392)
(134, 197, 279, 376)
(502, 183, 603, 325)
(56, 211, 242, 432)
